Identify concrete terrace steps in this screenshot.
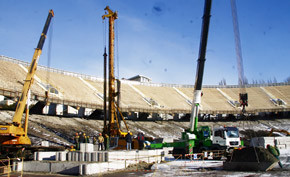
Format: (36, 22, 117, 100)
(0, 55, 290, 115)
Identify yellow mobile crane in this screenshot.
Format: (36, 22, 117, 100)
(0, 10, 54, 146)
(102, 6, 131, 143)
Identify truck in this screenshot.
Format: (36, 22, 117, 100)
(150, 0, 242, 159)
(212, 126, 241, 149)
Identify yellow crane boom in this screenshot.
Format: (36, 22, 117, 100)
(0, 10, 54, 145)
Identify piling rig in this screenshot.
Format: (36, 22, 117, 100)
(102, 6, 131, 141)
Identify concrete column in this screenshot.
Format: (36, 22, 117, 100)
(173, 113, 180, 121)
(139, 112, 149, 120)
(128, 112, 138, 119)
(78, 107, 85, 117)
(152, 113, 159, 120)
(63, 105, 68, 116)
(48, 103, 57, 115)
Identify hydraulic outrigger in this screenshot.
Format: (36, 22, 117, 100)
(0, 10, 54, 145)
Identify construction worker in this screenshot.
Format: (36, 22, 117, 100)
(93, 136, 97, 145)
(267, 144, 283, 168)
(86, 135, 90, 143)
(104, 134, 110, 150)
(137, 132, 145, 150)
(125, 131, 132, 150)
(16, 147, 25, 159)
(81, 133, 87, 143)
(79, 132, 84, 143)
(74, 132, 80, 150)
(98, 133, 104, 151)
(69, 145, 76, 151)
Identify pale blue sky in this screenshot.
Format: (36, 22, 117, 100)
(0, 0, 289, 85)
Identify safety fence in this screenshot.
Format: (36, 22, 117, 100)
(0, 157, 24, 177)
(184, 150, 225, 160)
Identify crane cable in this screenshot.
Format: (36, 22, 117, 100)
(230, 0, 246, 93)
(231, 0, 259, 163)
(46, 18, 54, 95)
(103, 14, 107, 48)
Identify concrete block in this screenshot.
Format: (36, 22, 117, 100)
(57, 152, 67, 161)
(67, 152, 72, 161)
(80, 143, 86, 152)
(80, 143, 94, 152)
(91, 152, 97, 161)
(97, 152, 104, 162)
(80, 152, 85, 162)
(277, 144, 286, 149)
(34, 151, 57, 161)
(104, 152, 108, 162)
(41, 141, 49, 147)
(23, 161, 51, 172)
(81, 162, 111, 175)
(94, 145, 98, 151)
(15, 161, 23, 172)
(275, 137, 290, 145)
(50, 162, 80, 175)
(75, 152, 79, 161)
(72, 152, 76, 161)
(85, 152, 91, 161)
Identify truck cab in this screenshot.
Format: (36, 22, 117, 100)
(212, 127, 241, 149)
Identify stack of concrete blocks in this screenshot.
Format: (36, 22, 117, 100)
(23, 148, 170, 175)
(80, 149, 169, 175)
(61, 143, 108, 162)
(250, 137, 290, 150)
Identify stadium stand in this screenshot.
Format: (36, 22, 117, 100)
(0, 55, 289, 117)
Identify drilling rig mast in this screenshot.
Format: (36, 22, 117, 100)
(102, 6, 130, 138)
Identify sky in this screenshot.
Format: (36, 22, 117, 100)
(0, 0, 289, 85)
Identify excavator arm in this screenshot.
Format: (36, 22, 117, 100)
(0, 10, 54, 145)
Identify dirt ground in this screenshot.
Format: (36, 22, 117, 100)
(0, 110, 289, 148)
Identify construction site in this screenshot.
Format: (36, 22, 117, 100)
(0, 0, 290, 176)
